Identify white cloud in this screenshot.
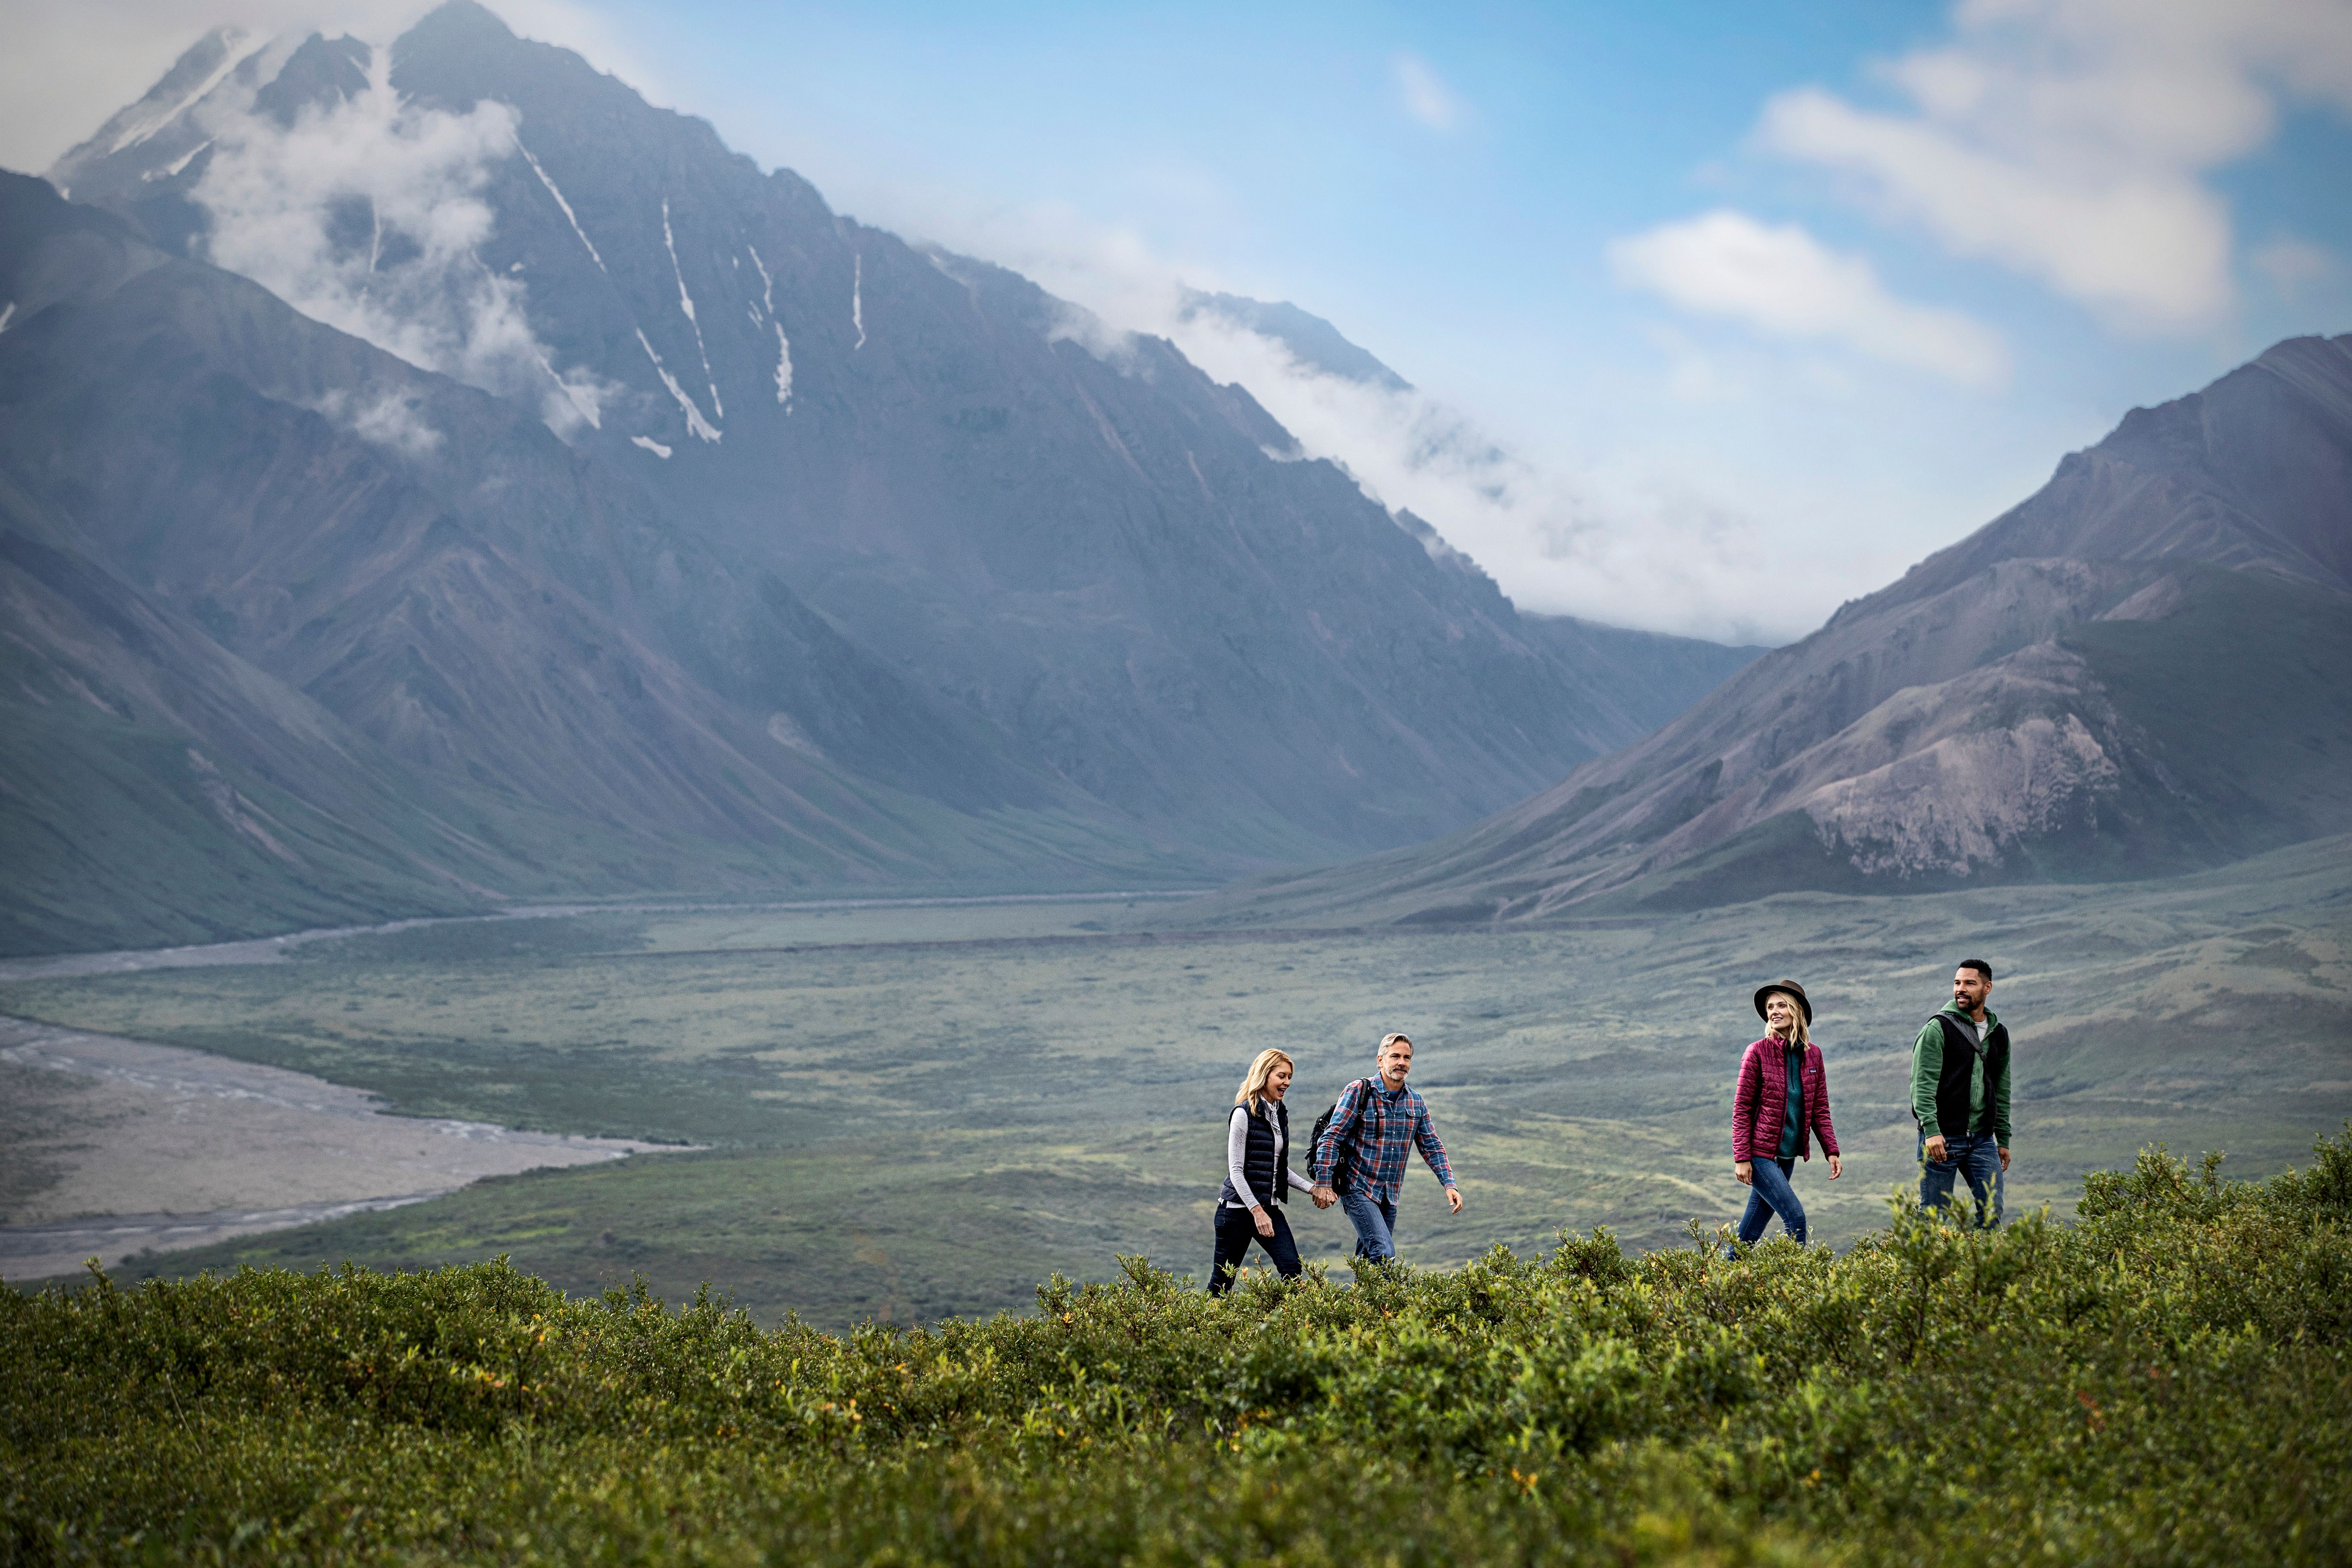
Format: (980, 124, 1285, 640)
(848, 192, 1891, 642)
(1755, 0, 2352, 331)
(1609, 210, 2010, 387)
(1158, 299, 1869, 644)
(2250, 236, 2336, 297)
(190, 48, 618, 438)
(1393, 53, 1459, 132)
(312, 387, 444, 456)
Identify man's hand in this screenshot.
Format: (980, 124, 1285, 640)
(1734, 1160, 1754, 1185)
(1923, 1135, 1949, 1164)
(1445, 1186, 1464, 1215)
(1311, 1183, 1335, 1208)
(1827, 1155, 1844, 1179)
(1998, 1146, 2011, 1173)
(1251, 1205, 1274, 1238)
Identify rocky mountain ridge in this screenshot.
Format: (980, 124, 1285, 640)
(1191, 334, 2352, 925)
(2, 4, 1760, 952)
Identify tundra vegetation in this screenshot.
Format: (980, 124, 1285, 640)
(6, 838, 2347, 1326)
(5, 1134, 2349, 1565)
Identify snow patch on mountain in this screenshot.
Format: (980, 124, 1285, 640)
(631, 435, 673, 458)
(634, 328, 721, 442)
(852, 254, 865, 349)
(147, 140, 214, 182)
(514, 137, 604, 273)
(746, 243, 775, 312)
(107, 30, 262, 156)
(523, 337, 600, 431)
(661, 198, 721, 417)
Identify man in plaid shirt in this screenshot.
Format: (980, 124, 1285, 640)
(1310, 1032, 1463, 1262)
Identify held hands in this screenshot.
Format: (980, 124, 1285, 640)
(1250, 1204, 1274, 1238)
(1304, 1183, 1457, 1212)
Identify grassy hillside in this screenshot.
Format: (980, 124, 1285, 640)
(5, 1135, 2349, 1565)
(2060, 566, 2352, 854)
(0, 694, 480, 957)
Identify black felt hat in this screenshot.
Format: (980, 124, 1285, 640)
(1753, 979, 1812, 1024)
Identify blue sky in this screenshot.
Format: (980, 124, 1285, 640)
(10, 0, 2350, 640)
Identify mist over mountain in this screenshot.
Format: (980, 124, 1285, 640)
(1197, 334, 2352, 925)
(1, 3, 1760, 954)
(1176, 290, 1415, 393)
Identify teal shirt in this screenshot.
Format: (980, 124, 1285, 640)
(1776, 1043, 1804, 1159)
(1910, 1004, 2010, 1145)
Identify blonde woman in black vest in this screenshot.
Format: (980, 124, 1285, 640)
(1210, 1048, 1325, 1294)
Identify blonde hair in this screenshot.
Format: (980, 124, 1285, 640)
(1762, 991, 1810, 1046)
(1235, 1049, 1295, 1112)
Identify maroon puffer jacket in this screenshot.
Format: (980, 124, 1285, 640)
(1731, 1037, 1840, 1162)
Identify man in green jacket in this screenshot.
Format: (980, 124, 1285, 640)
(1912, 958, 2010, 1226)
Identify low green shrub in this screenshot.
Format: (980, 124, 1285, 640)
(6, 1129, 2349, 1565)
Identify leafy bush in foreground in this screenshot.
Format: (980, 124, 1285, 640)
(5, 1131, 2350, 1566)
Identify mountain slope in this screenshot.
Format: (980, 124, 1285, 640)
(1191, 336, 2352, 924)
(0, 171, 1208, 952)
(9, 3, 1771, 953)
(70, 0, 1730, 859)
(0, 476, 661, 955)
(0, 227, 1017, 834)
(373, 0, 1629, 853)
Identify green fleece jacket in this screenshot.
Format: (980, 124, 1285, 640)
(1911, 1004, 2012, 1147)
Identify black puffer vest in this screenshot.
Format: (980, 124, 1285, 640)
(1928, 1013, 2010, 1138)
(1218, 1100, 1292, 1208)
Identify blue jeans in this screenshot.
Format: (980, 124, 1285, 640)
(1340, 1189, 1399, 1262)
(1736, 1156, 1806, 1246)
(1210, 1204, 1302, 1294)
(1920, 1132, 2004, 1226)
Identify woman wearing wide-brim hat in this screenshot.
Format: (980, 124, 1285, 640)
(1727, 979, 1842, 1253)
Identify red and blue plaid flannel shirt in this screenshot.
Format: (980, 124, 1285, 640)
(1312, 1077, 1454, 1199)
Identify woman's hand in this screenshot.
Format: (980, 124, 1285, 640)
(1828, 1155, 1844, 1179)
(1734, 1161, 1754, 1185)
(1251, 1204, 1274, 1237)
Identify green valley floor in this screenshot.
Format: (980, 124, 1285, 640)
(2, 838, 2347, 1327)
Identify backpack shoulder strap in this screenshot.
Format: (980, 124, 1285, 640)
(1931, 1013, 1979, 1060)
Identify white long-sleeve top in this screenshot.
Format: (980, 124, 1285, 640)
(1225, 1102, 1320, 1210)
